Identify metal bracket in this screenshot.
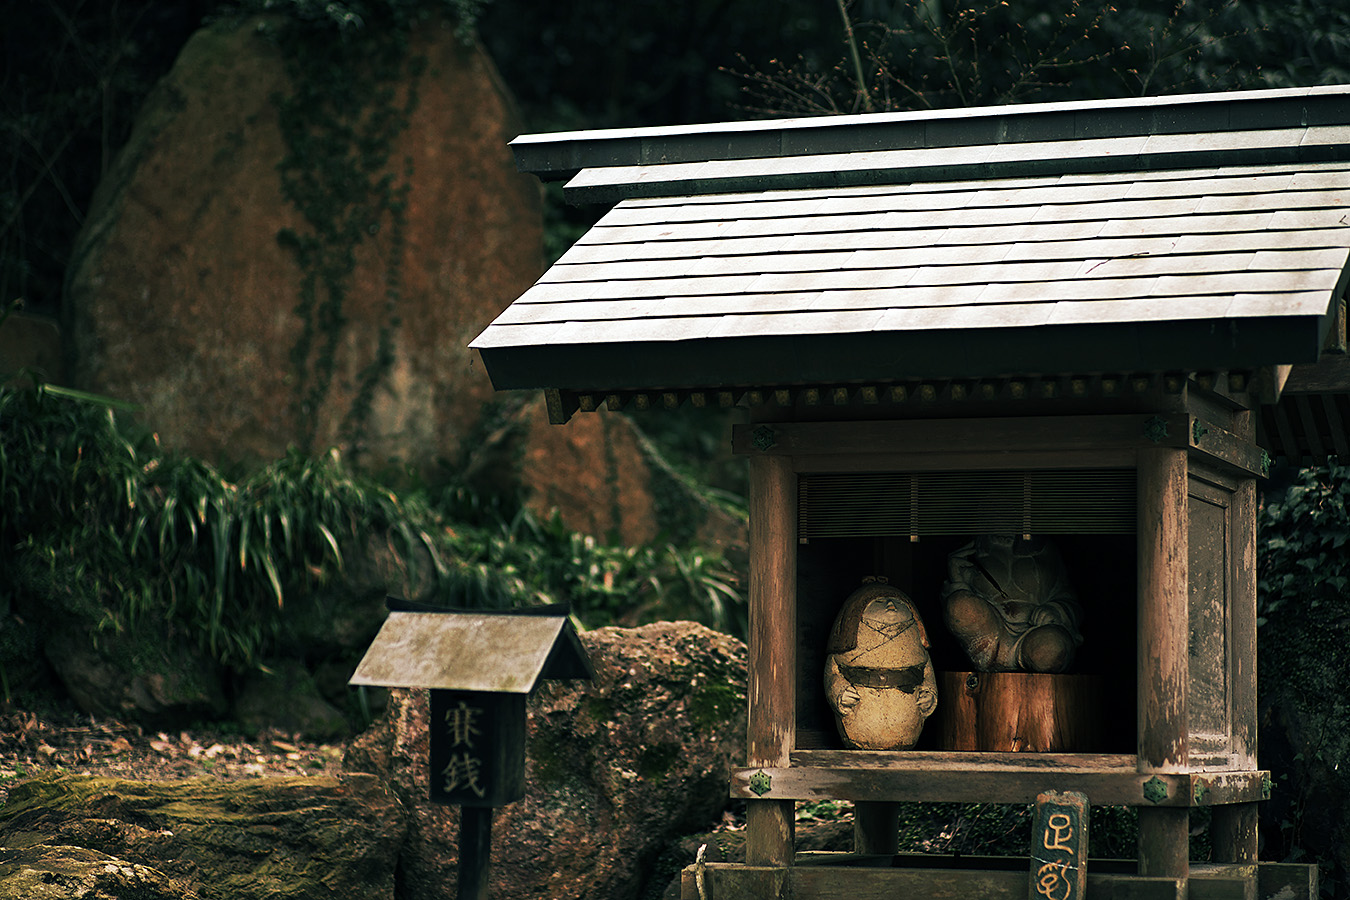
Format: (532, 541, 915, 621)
(1142, 775, 1169, 804)
(751, 425, 778, 452)
(748, 770, 773, 796)
(1144, 416, 1169, 443)
(1260, 449, 1272, 478)
(1193, 420, 1209, 444)
(1194, 782, 1209, 803)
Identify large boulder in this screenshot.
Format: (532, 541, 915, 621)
(0, 773, 405, 900)
(65, 17, 542, 477)
(344, 621, 748, 900)
(60, 16, 743, 552)
(43, 624, 228, 727)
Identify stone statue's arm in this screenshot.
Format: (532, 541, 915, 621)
(824, 656, 860, 713)
(944, 545, 978, 595)
(1030, 597, 1082, 631)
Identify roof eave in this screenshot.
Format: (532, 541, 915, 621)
(473, 314, 1331, 395)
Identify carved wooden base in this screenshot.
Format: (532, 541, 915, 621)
(936, 671, 1104, 752)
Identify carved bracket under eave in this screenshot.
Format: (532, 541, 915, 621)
(1251, 365, 1293, 406)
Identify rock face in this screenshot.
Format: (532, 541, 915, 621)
(0, 773, 405, 900)
(59, 17, 744, 552)
(0, 844, 195, 900)
(65, 18, 543, 477)
(465, 394, 748, 549)
(344, 621, 748, 900)
(43, 624, 229, 727)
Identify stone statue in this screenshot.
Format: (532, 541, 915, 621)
(942, 535, 1083, 673)
(825, 578, 937, 750)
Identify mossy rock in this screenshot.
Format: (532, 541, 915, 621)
(0, 843, 194, 900)
(0, 773, 405, 900)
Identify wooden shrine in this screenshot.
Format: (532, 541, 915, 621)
(470, 86, 1350, 899)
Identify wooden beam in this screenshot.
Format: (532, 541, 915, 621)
(1186, 416, 1266, 477)
(733, 415, 1172, 457)
(1136, 447, 1189, 879)
(680, 859, 1320, 900)
(746, 454, 797, 866)
(544, 389, 578, 425)
(1284, 353, 1350, 393)
(729, 765, 1267, 807)
(680, 861, 1217, 900)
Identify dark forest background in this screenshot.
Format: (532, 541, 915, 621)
(6, 0, 1350, 322)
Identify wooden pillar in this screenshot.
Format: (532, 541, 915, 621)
(854, 803, 901, 856)
(458, 806, 493, 900)
(746, 454, 797, 866)
(1137, 448, 1189, 879)
(1211, 804, 1259, 863)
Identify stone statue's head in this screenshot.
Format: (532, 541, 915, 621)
(828, 578, 928, 654)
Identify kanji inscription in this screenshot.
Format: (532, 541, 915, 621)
(1029, 791, 1089, 900)
(428, 690, 526, 807)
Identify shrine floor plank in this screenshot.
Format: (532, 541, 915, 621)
(678, 858, 1316, 900)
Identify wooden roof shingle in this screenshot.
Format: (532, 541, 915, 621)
(471, 87, 1350, 416)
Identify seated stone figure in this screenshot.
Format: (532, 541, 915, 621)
(942, 535, 1083, 673)
(825, 578, 938, 750)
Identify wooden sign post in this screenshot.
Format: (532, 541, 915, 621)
(428, 690, 528, 900)
(350, 605, 593, 900)
(1029, 791, 1089, 900)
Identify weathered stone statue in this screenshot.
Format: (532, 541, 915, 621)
(942, 535, 1083, 673)
(825, 578, 937, 750)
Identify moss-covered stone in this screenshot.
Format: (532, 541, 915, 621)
(0, 773, 405, 900)
(345, 621, 748, 900)
(0, 843, 194, 900)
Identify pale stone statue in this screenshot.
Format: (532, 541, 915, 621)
(942, 535, 1083, 673)
(825, 578, 937, 750)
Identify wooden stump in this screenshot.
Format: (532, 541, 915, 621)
(936, 672, 1103, 752)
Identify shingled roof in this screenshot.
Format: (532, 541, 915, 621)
(470, 86, 1350, 459)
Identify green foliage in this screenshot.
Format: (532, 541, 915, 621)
(1, 376, 745, 694)
(440, 504, 745, 636)
(0, 376, 439, 668)
(1257, 464, 1350, 880)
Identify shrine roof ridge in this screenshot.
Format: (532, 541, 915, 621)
(511, 85, 1350, 188)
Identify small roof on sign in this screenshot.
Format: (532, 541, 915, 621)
(349, 608, 593, 693)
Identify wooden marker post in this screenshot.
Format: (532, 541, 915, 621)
(349, 608, 594, 900)
(1029, 791, 1089, 900)
(429, 690, 527, 900)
